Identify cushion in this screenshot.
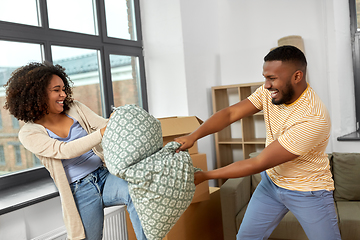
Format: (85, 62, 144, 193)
(126, 141, 196, 240)
(102, 105, 199, 240)
(102, 104, 163, 177)
(336, 201, 360, 239)
(332, 152, 360, 201)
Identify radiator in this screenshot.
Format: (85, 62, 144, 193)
(32, 205, 128, 240)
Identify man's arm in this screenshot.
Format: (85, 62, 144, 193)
(175, 99, 259, 151)
(194, 140, 299, 185)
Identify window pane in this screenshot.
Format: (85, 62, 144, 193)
(0, 146, 5, 167)
(0, 41, 43, 176)
(47, 0, 97, 35)
(52, 46, 103, 116)
(12, 116, 20, 129)
(0, 0, 39, 26)
(104, 0, 137, 40)
(0, 41, 43, 87)
(14, 145, 22, 166)
(110, 55, 142, 107)
(33, 154, 41, 167)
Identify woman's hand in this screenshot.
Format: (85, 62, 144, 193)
(174, 134, 196, 152)
(100, 126, 107, 136)
(100, 111, 115, 137)
(194, 171, 208, 185)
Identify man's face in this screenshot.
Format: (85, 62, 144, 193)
(262, 60, 297, 105)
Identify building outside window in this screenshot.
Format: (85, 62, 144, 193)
(14, 145, 22, 166)
(11, 116, 19, 129)
(33, 154, 41, 167)
(0, 0, 146, 176)
(0, 146, 5, 167)
(0, 111, 2, 130)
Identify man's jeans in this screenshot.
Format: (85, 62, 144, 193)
(70, 166, 146, 240)
(237, 171, 341, 240)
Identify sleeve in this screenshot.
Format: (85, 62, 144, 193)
(277, 116, 330, 156)
(247, 85, 265, 110)
(19, 124, 103, 160)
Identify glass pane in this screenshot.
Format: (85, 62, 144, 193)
(52, 46, 103, 116)
(357, 0, 360, 31)
(47, 0, 97, 35)
(110, 55, 142, 107)
(0, 40, 43, 176)
(0, 0, 39, 26)
(104, 0, 137, 40)
(0, 146, 5, 167)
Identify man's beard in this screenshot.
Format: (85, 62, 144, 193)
(272, 81, 295, 105)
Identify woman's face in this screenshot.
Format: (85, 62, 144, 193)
(46, 74, 67, 115)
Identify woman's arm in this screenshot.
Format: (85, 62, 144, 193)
(19, 124, 103, 160)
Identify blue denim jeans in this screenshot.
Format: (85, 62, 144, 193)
(70, 166, 147, 240)
(237, 171, 341, 240)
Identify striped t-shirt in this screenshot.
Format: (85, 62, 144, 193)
(248, 84, 334, 191)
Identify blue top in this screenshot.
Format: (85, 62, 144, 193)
(46, 115, 102, 183)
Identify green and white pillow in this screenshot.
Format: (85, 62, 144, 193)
(102, 104, 163, 178)
(102, 105, 198, 240)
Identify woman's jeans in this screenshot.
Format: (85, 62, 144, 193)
(70, 166, 146, 240)
(237, 171, 341, 240)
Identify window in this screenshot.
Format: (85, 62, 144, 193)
(11, 116, 19, 129)
(14, 145, 22, 166)
(33, 154, 41, 167)
(0, 146, 5, 166)
(339, 0, 360, 140)
(0, 110, 2, 130)
(0, 0, 146, 180)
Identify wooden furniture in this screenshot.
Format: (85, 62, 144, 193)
(212, 82, 266, 185)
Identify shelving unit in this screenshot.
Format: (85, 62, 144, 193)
(212, 82, 266, 186)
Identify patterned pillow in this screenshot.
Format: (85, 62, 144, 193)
(102, 105, 199, 240)
(102, 104, 163, 177)
(126, 141, 196, 240)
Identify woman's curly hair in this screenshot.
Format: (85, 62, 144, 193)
(4, 61, 74, 123)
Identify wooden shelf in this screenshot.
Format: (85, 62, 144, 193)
(212, 82, 266, 186)
(244, 138, 266, 144)
(218, 138, 243, 144)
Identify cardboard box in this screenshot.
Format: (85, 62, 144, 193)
(158, 116, 203, 155)
(126, 187, 224, 240)
(191, 153, 210, 203)
(163, 187, 224, 240)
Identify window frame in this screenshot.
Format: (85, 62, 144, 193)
(338, 0, 360, 141)
(0, 0, 147, 213)
(350, 0, 360, 130)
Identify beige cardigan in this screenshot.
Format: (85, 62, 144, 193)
(19, 101, 108, 240)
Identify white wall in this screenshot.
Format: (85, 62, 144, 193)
(141, 0, 360, 180)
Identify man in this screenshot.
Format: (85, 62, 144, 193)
(175, 45, 341, 240)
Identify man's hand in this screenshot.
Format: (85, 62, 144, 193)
(174, 134, 196, 152)
(194, 171, 207, 185)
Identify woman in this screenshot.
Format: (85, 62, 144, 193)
(4, 62, 147, 240)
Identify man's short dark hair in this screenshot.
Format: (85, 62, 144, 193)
(264, 45, 307, 69)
